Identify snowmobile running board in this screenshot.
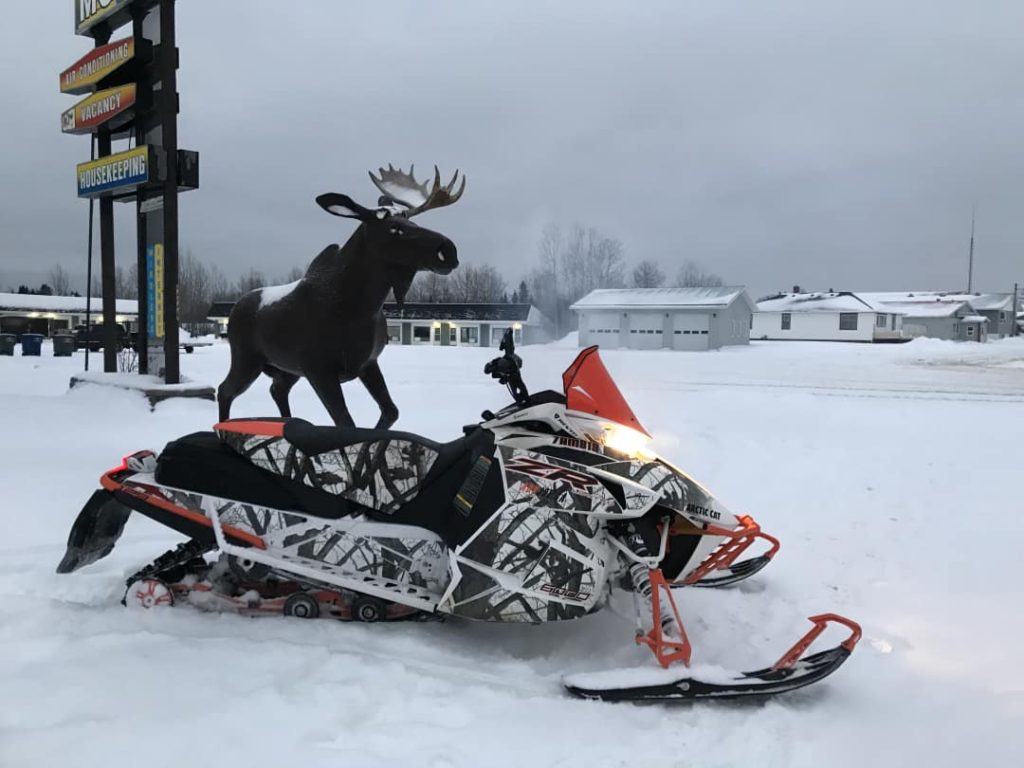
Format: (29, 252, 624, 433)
(564, 614, 861, 702)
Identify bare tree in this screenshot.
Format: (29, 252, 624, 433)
(48, 264, 73, 296)
(675, 260, 724, 288)
(447, 264, 506, 302)
(631, 259, 665, 288)
(526, 222, 626, 336)
(115, 264, 138, 299)
(179, 249, 213, 325)
(235, 268, 267, 296)
(403, 271, 453, 303)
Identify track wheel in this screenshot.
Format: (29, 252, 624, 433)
(284, 593, 320, 619)
(352, 596, 387, 623)
(125, 578, 174, 609)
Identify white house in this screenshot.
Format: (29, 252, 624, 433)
(571, 287, 755, 351)
(0, 292, 139, 337)
(752, 292, 905, 343)
(858, 293, 988, 342)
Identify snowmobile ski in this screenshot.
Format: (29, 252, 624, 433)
(564, 613, 861, 702)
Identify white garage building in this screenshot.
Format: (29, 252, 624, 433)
(571, 287, 754, 351)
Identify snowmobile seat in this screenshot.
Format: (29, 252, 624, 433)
(282, 418, 442, 459)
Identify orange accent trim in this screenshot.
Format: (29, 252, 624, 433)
(101, 470, 266, 550)
(635, 569, 692, 668)
(678, 514, 781, 585)
(772, 613, 862, 670)
(213, 420, 286, 437)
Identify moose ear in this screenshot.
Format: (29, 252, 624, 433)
(315, 193, 384, 222)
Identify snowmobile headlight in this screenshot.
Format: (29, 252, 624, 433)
(603, 425, 651, 457)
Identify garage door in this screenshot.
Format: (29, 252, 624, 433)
(584, 312, 621, 347)
(672, 313, 710, 350)
(627, 312, 664, 350)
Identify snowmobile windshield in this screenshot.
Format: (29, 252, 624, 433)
(561, 346, 651, 438)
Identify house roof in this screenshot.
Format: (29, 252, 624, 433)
(756, 292, 878, 313)
(571, 287, 750, 311)
(961, 314, 988, 323)
(0, 292, 138, 315)
(862, 291, 1013, 312)
(207, 301, 235, 319)
(864, 299, 971, 318)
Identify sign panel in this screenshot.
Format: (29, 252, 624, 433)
(146, 244, 165, 338)
(59, 37, 135, 94)
(75, 0, 136, 37)
(77, 145, 151, 198)
(61, 84, 136, 134)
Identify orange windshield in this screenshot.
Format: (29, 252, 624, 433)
(561, 346, 651, 437)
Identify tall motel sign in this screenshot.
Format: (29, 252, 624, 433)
(61, 0, 198, 381)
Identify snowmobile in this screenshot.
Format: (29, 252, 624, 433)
(57, 330, 860, 702)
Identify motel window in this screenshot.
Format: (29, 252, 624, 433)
(781, 312, 791, 330)
(387, 324, 401, 343)
(460, 326, 479, 345)
(839, 313, 858, 331)
(413, 326, 430, 343)
(449, 327, 457, 344)
(876, 313, 887, 328)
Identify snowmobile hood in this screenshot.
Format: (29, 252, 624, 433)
(561, 346, 651, 438)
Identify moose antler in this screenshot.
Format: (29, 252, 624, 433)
(369, 164, 466, 218)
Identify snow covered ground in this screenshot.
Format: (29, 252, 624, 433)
(1, 337, 1022, 767)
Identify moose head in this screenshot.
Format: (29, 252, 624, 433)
(316, 165, 464, 288)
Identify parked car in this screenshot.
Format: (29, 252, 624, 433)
(73, 324, 128, 352)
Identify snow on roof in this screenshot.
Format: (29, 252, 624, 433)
(571, 287, 748, 310)
(756, 292, 877, 313)
(865, 299, 970, 318)
(961, 314, 988, 323)
(0, 292, 138, 315)
(863, 291, 1013, 312)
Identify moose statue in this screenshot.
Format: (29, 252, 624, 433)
(217, 164, 465, 429)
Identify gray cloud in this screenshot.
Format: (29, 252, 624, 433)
(2, 0, 1022, 297)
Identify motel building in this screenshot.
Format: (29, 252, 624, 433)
(207, 301, 551, 347)
(0, 292, 139, 337)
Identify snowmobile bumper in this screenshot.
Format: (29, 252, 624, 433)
(56, 489, 132, 574)
(678, 515, 781, 588)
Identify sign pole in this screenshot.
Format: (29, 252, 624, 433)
(160, 0, 180, 384)
(97, 124, 118, 372)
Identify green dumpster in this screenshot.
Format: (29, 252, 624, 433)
(0, 333, 15, 356)
(53, 334, 75, 357)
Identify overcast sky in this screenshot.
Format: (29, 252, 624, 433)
(1, 0, 1022, 298)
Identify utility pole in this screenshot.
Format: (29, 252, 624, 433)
(967, 205, 976, 293)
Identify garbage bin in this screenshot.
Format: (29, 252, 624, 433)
(53, 334, 75, 357)
(0, 333, 15, 356)
(20, 333, 44, 356)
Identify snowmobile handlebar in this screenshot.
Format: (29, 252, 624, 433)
(484, 328, 530, 406)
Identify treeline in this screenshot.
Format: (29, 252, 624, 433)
(13, 223, 726, 339)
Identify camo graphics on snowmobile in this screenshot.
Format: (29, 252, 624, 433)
(57, 331, 860, 702)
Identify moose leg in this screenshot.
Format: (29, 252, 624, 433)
(358, 360, 399, 429)
(217, 354, 263, 422)
(306, 372, 356, 428)
(268, 369, 300, 418)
